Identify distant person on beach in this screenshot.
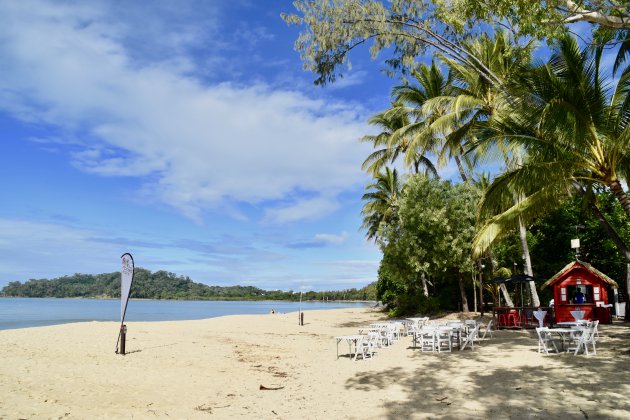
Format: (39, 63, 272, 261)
(270, 309, 275, 314)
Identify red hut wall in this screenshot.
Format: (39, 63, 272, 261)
(552, 266, 611, 323)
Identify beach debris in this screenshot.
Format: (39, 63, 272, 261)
(579, 407, 589, 418)
(260, 385, 284, 391)
(436, 397, 448, 402)
(195, 404, 213, 413)
(195, 403, 230, 413)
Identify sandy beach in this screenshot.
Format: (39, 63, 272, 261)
(1, 307, 630, 419)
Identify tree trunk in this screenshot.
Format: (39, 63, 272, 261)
(518, 217, 541, 307)
(472, 272, 478, 313)
(478, 261, 485, 316)
(458, 271, 469, 313)
(609, 179, 630, 220)
(420, 272, 429, 298)
(500, 283, 514, 307)
(488, 249, 513, 307)
(587, 202, 630, 262)
(454, 155, 468, 182)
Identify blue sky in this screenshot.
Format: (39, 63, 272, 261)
(0, 0, 416, 291)
(1, 1, 615, 292)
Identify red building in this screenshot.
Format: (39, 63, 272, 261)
(541, 260, 618, 324)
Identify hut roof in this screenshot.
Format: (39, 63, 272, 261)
(541, 260, 619, 289)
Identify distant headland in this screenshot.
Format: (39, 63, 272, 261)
(0, 268, 376, 301)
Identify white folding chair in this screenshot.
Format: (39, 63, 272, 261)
(436, 328, 452, 353)
(355, 332, 379, 361)
(460, 325, 479, 351)
(481, 319, 494, 339)
(419, 328, 437, 352)
(591, 320, 600, 341)
(536, 327, 558, 354)
(567, 324, 597, 355)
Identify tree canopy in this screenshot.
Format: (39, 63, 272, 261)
(282, 1, 629, 86)
(376, 174, 480, 315)
(0, 269, 377, 302)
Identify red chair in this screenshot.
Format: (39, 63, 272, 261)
(507, 310, 521, 327)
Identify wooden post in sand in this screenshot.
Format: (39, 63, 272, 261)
(120, 324, 127, 355)
(299, 289, 303, 326)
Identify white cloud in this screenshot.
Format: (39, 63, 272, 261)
(264, 195, 343, 224)
(314, 232, 348, 245)
(0, 1, 372, 223)
(0, 219, 120, 281)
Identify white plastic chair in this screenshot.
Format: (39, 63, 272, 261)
(591, 320, 600, 341)
(385, 323, 399, 344)
(567, 325, 596, 355)
(419, 328, 436, 352)
(460, 325, 479, 351)
(536, 327, 558, 354)
(481, 319, 494, 339)
(354, 332, 379, 361)
(436, 327, 452, 352)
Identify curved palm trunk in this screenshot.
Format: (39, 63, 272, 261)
(518, 217, 541, 307)
(499, 284, 514, 307)
(454, 155, 468, 182)
(489, 249, 514, 307)
(586, 200, 630, 320)
(609, 180, 630, 219)
(603, 181, 630, 319)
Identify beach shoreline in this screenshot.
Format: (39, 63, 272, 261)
(2, 307, 630, 419)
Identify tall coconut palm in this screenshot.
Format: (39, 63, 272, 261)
(360, 102, 438, 177)
(380, 35, 542, 309)
(475, 37, 630, 241)
(391, 61, 475, 182)
(418, 32, 542, 306)
(360, 167, 403, 243)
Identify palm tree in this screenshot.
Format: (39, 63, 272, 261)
(475, 36, 630, 239)
(391, 61, 475, 181)
(473, 36, 630, 305)
(423, 32, 542, 306)
(360, 167, 403, 242)
(360, 102, 438, 177)
(378, 36, 542, 309)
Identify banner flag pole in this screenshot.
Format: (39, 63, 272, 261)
(115, 252, 135, 355)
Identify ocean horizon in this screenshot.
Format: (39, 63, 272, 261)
(0, 297, 372, 330)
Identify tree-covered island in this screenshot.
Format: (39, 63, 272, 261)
(0, 268, 376, 301)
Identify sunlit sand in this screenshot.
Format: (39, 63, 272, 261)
(1, 308, 629, 418)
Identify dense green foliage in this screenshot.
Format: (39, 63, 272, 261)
(285, 1, 630, 317)
(0, 268, 377, 301)
(283, 1, 628, 88)
(475, 191, 630, 307)
(376, 175, 481, 315)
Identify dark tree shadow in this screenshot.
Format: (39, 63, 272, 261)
(344, 322, 630, 419)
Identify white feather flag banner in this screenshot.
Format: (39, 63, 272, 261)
(120, 253, 134, 323)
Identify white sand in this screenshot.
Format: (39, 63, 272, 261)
(1, 307, 630, 419)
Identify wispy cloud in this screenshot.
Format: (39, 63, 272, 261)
(287, 231, 348, 249)
(0, 1, 372, 224)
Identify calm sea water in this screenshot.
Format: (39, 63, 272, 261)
(0, 297, 371, 330)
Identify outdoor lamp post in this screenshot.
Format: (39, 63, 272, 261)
(479, 263, 486, 316)
(571, 238, 580, 260)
